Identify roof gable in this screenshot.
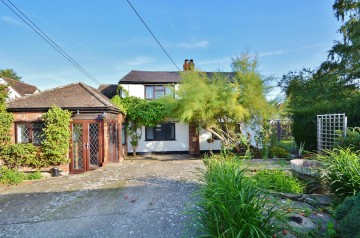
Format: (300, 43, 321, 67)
(1, 77, 39, 96)
(6, 82, 120, 112)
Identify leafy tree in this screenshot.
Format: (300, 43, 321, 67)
(278, 1, 360, 149)
(0, 68, 22, 81)
(166, 53, 272, 150)
(280, 68, 358, 110)
(320, 0, 360, 82)
(41, 106, 72, 165)
(112, 87, 168, 156)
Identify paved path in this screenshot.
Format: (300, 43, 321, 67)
(0, 155, 205, 238)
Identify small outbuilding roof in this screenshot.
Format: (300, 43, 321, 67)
(6, 82, 120, 113)
(98, 84, 118, 99)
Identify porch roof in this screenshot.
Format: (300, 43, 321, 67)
(6, 82, 121, 113)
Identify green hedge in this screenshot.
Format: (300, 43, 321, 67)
(292, 98, 360, 151)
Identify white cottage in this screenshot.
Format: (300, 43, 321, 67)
(110, 70, 228, 155)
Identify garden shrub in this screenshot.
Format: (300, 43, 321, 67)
(0, 166, 25, 185)
(252, 169, 304, 194)
(269, 146, 289, 158)
(25, 170, 43, 180)
(318, 148, 360, 201)
(335, 192, 360, 238)
(276, 140, 295, 151)
(336, 127, 360, 152)
(194, 156, 280, 237)
(1, 143, 39, 169)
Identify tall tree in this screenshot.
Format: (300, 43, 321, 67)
(320, 0, 360, 82)
(166, 53, 272, 149)
(0, 69, 22, 81)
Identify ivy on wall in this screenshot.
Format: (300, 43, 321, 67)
(41, 106, 72, 166)
(0, 84, 12, 146)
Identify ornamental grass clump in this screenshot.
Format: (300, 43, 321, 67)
(252, 169, 304, 194)
(194, 157, 280, 237)
(317, 148, 360, 201)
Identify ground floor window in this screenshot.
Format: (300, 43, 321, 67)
(145, 123, 175, 141)
(16, 122, 45, 145)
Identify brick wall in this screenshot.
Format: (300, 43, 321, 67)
(10, 111, 70, 173)
(189, 123, 200, 155)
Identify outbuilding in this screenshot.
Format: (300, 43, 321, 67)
(6, 82, 126, 174)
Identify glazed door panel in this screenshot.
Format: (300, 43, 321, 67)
(71, 120, 101, 173)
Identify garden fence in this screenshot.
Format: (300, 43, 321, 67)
(269, 119, 292, 141)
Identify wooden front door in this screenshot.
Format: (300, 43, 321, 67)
(70, 120, 102, 173)
(108, 122, 119, 162)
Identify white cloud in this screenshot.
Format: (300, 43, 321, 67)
(179, 40, 209, 49)
(168, 40, 210, 49)
(195, 57, 233, 71)
(1, 16, 25, 27)
(127, 56, 155, 66)
(198, 57, 232, 66)
(258, 50, 287, 57)
(297, 43, 329, 50)
(114, 56, 155, 71)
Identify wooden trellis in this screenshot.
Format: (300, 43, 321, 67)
(317, 113, 347, 152)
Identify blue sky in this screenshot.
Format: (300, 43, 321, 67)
(0, 0, 341, 97)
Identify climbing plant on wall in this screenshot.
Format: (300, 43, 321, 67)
(112, 86, 168, 156)
(0, 84, 13, 147)
(41, 106, 72, 165)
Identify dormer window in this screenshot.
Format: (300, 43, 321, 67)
(145, 85, 173, 100)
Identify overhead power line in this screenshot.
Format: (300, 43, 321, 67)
(126, 0, 180, 71)
(1, 0, 102, 85)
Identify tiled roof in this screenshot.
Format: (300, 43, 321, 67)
(6, 82, 120, 113)
(119, 70, 234, 84)
(119, 71, 182, 84)
(1, 77, 39, 96)
(98, 84, 118, 99)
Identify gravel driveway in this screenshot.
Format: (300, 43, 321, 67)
(0, 155, 205, 238)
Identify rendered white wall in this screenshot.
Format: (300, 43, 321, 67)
(0, 78, 20, 101)
(199, 124, 258, 152)
(128, 122, 189, 153)
(121, 84, 144, 99)
(199, 129, 222, 151)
